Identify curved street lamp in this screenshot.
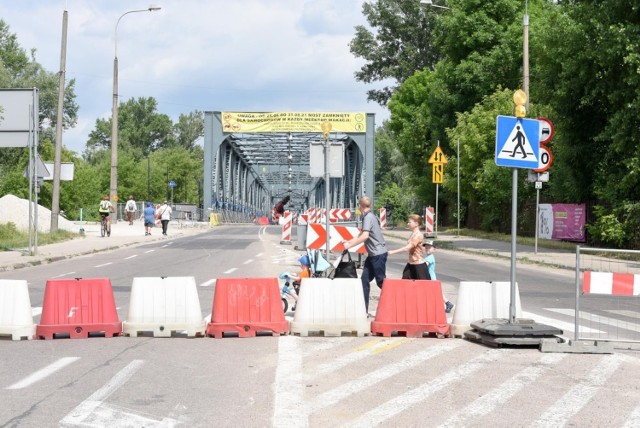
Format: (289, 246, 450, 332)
(110, 5, 161, 214)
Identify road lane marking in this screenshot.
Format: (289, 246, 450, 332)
(309, 341, 461, 414)
(439, 353, 567, 427)
(6, 357, 79, 390)
(302, 338, 357, 358)
(273, 336, 308, 427)
(623, 406, 640, 428)
(124, 255, 137, 260)
(243, 259, 254, 265)
(52, 271, 76, 278)
(59, 360, 145, 426)
(546, 308, 640, 334)
(162, 244, 169, 248)
(522, 310, 604, 335)
(532, 354, 624, 428)
(199, 279, 216, 287)
(310, 339, 412, 380)
(255, 252, 264, 257)
(144, 249, 155, 253)
(224, 268, 237, 274)
(94, 262, 112, 268)
(344, 348, 506, 428)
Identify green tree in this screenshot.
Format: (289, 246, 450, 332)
(174, 110, 204, 151)
(85, 97, 175, 162)
(349, 0, 441, 106)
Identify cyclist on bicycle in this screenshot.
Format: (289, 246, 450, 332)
(98, 195, 114, 237)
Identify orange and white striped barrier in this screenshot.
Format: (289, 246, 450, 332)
(280, 211, 292, 244)
(380, 208, 387, 229)
(306, 223, 366, 254)
(425, 206, 434, 235)
(583, 272, 640, 295)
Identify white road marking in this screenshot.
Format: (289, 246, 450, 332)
(310, 338, 425, 380)
(224, 268, 237, 274)
(31, 307, 42, 317)
(124, 255, 137, 260)
(439, 353, 567, 427)
(59, 360, 145, 426)
(532, 354, 624, 427)
(522, 310, 604, 335)
(302, 338, 357, 358)
(144, 249, 155, 253)
(162, 244, 169, 248)
(6, 357, 79, 390)
(623, 406, 640, 428)
(199, 279, 216, 287)
(243, 259, 254, 265)
(255, 252, 264, 257)
(309, 341, 461, 414)
(273, 336, 309, 427)
(547, 308, 640, 334)
(344, 349, 507, 428)
(605, 309, 640, 318)
(52, 271, 76, 278)
(94, 262, 112, 268)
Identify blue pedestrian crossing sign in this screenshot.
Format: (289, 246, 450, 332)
(495, 115, 540, 168)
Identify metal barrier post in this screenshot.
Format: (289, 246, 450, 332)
(575, 245, 581, 341)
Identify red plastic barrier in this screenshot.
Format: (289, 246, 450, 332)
(206, 278, 288, 338)
(371, 279, 450, 338)
(257, 216, 270, 225)
(36, 278, 122, 339)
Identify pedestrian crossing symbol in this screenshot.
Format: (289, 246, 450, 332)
(495, 115, 540, 168)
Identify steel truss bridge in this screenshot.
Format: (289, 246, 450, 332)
(203, 112, 376, 217)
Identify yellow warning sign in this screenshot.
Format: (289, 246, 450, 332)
(428, 146, 448, 164)
(432, 164, 444, 184)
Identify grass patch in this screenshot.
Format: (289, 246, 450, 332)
(0, 222, 79, 251)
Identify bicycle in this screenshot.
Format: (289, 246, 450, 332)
(279, 272, 300, 313)
(100, 214, 108, 237)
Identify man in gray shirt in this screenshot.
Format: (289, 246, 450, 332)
(343, 196, 388, 313)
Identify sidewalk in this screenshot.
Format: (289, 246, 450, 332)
(0, 219, 209, 272)
(382, 229, 602, 273)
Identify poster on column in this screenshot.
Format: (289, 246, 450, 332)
(551, 204, 586, 242)
(538, 204, 553, 240)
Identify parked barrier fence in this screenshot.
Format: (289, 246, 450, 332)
(574, 246, 640, 344)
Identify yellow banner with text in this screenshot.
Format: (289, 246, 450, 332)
(221, 112, 367, 133)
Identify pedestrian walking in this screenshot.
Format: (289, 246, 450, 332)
(157, 201, 172, 236)
(143, 202, 155, 236)
(388, 214, 429, 280)
(343, 196, 388, 314)
(125, 195, 137, 225)
(424, 240, 454, 313)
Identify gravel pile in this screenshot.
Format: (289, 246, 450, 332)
(0, 194, 77, 233)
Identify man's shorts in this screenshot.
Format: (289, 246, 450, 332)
(100, 212, 110, 218)
(145, 221, 154, 227)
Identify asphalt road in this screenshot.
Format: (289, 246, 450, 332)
(1, 225, 639, 427)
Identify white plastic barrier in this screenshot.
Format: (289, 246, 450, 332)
(123, 276, 205, 337)
(0, 280, 35, 340)
(450, 281, 522, 337)
(290, 278, 370, 337)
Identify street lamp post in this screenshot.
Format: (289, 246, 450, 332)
(110, 5, 161, 214)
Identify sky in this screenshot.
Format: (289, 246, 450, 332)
(1, 0, 391, 155)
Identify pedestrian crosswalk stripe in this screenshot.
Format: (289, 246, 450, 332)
(532, 354, 624, 428)
(438, 353, 567, 428)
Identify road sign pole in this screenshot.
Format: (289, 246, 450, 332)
(535, 185, 540, 253)
(435, 183, 439, 238)
(510, 168, 517, 324)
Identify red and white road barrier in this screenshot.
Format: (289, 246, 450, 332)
(425, 206, 434, 234)
(380, 208, 387, 229)
(306, 223, 366, 254)
(280, 211, 292, 243)
(583, 271, 640, 296)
